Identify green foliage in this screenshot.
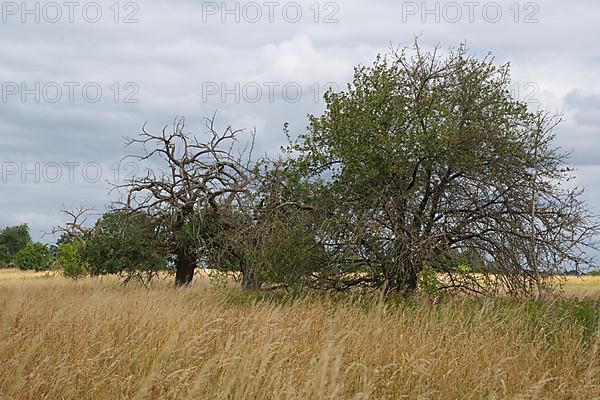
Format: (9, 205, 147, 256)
(206, 160, 328, 289)
(58, 242, 88, 280)
(457, 264, 472, 274)
(81, 211, 167, 277)
(0, 224, 32, 267)
(207, 208, 325, 289)
(249, 214, 327, 288)
(417, 266, 442, 295)
(14, 242, 53, 271)
(282, 41, 590, 296)
(517, 298, 600, 344)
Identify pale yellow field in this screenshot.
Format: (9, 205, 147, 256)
(1, 270, 600, 399)
(0, 269, 53, 282)
(556, 276, 600, 298)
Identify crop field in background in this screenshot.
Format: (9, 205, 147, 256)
(562, 276, 600, 297)
(1, 269, 600, 399)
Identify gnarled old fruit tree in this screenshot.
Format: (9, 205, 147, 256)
(287, 41, 599, 296)
(117, 116, 252, 286)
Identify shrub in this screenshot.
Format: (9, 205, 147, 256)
(81, 210, 167, 279)
(14, 242, 53, 271)
(57, 242, 88, 280)
(417, 266, 442, 295)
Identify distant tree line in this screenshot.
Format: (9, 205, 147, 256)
(0, 224, 53, 271)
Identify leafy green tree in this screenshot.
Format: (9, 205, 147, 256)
(81, 210, 168, 281)
(57, 242, 88, 280)
(14, 242, 53, 271)
(0, 224, 32, 267)
(286, 41, 598, 295)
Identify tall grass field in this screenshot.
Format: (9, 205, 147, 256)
(1, 270, 600, 399)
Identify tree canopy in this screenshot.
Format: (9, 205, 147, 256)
(81, 210, 168, 281)
(0, 224, 32, 267)
(283, 43, 598, 295)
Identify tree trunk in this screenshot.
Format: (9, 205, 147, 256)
(174, 249, 196, 287)
(241, 262, 259, 290)
(385, 265, 418, 295)
(402, 269, 418, 294)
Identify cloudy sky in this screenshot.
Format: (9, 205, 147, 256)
(1, 0, 599, 242)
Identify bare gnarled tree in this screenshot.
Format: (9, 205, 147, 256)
(116, 116, 253, 286)
(50, 207, 93, 244)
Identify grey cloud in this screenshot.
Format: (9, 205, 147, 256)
(1, 0, 599, 242)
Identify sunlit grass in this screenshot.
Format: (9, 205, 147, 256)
(0, 268, 54, 282)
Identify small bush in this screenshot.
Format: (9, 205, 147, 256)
(14, 242, 53, 271)
(57, 242, 88, 280)
(417, 265, 442, 295)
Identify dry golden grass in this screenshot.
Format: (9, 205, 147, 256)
(1, 270, 600, 399)
(0, 269, 52, 282)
